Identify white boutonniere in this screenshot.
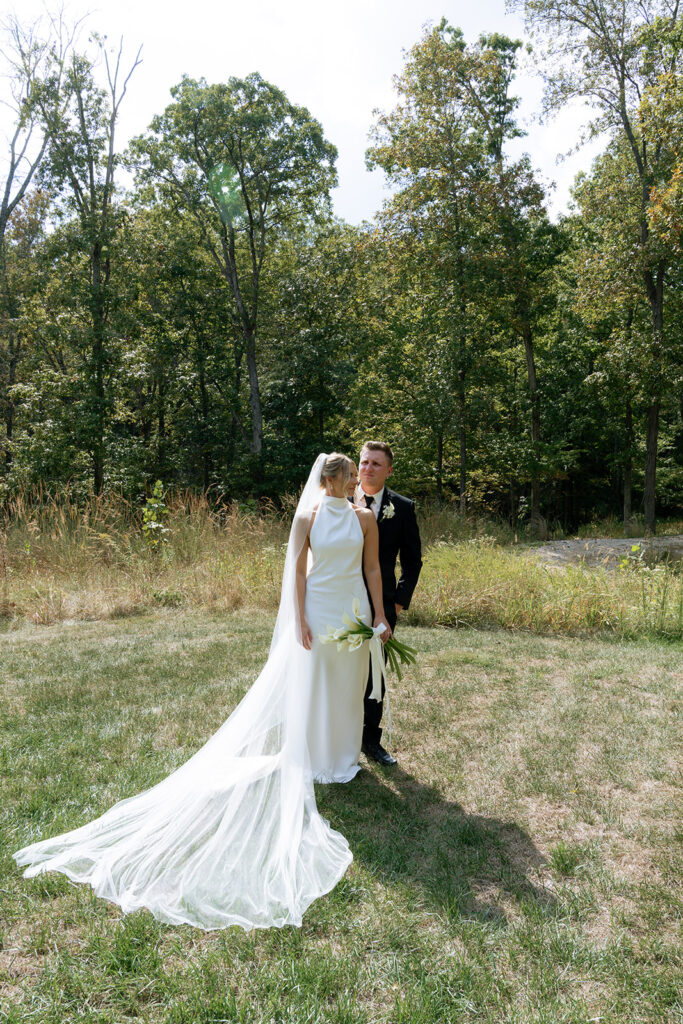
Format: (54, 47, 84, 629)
(381, 501, 396, 521)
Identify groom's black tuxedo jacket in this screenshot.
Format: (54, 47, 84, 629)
(374, 488, 422, 617)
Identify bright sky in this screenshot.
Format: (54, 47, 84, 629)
(5, 0, 605, 222)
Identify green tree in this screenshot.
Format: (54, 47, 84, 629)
(0, 191, 50, 475)
(368, 23, 562, 528)
(568, 143, 655, 532)
(118, 202, 247, 492)
(510, 0, 683, 530)
(479, 161, 564, 532)
(0, 11, 73, 471)
(642, 65, 683, 251)
(367, 22, 509, 508)
(257, 224, 373, 485)
(36, 38, 141, 493)
(0, 11, 74, 255)
(131, 74, 337, 468)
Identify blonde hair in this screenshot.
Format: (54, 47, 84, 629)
(319, 453, 351, 488)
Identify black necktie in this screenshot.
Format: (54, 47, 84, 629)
(364, 495, 374, 509)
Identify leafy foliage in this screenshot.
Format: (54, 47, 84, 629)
(141, 479, 169, 552)
(0, 11, 680, 531)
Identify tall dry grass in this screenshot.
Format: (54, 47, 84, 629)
(0, 527, 9, 616)
(409, 537, 683, 638)
(1, 487, 289, 625)
(1, 488, 681, 638)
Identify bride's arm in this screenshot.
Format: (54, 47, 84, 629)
(359, 511, 391, 641)
(295, 530, 313, 650)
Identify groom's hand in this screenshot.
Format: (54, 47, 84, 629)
(395, 603, 403, 613)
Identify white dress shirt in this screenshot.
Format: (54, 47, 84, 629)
(355, 485, 384, 520)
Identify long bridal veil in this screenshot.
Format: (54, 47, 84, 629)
(14, 454, 353, 930)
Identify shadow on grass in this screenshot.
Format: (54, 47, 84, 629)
(317, 765, 552, 928)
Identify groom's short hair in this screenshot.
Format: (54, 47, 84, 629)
(361, 440, 393, 465)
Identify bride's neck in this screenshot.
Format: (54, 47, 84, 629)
(324, 484, 346, 499)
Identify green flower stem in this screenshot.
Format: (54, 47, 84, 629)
(321, 613, 418, 679)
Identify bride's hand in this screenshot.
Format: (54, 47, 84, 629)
(374, 614, 392, 643)
(300, 621, 313, 650)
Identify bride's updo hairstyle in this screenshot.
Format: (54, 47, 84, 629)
(320, 453, 351, 488)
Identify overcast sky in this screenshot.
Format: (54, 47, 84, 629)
(4, 0, 605, 222)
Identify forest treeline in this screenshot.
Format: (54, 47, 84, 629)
(0, 2, 681, 535)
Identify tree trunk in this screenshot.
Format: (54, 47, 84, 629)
(203, 450, 211, 492)
(457, 332, 466, 513)
(244, 326, 263, 456)
(1, 257, 20, 471)
(198, 341, 212, 491)
(156, 373, 166, 476)
(225, 346, 244, 473)
(642, 264, 664, 537)
(435, 431, 443, 500)
(91, 246, 106, 495)
(218, 226, 263, 460)
(623, 398, 633, 536)
(644, 400, 659, 536)
(458, 416, 466, 513)
(522, 323, 542, 530)
(3, 328, 18, 470)
(562, 477, 571, 534)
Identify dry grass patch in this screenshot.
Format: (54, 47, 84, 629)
(3, 493, 682, 642)
(411, 539, 683, 638)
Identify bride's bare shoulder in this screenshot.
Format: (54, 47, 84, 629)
(293, 507, 317, 534)
(354, 506, 375, 530)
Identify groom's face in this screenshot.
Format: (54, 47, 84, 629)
(359, 448, 392, 494)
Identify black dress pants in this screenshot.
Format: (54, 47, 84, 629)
(362, 604, 397, 746)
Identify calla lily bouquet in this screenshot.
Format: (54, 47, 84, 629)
(319, 598, 417, 680)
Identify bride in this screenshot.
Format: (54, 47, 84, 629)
(14, 453, 390, 931)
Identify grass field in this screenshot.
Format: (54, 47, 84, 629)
(1, 611, 681, 1023)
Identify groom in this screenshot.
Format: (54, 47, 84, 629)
(355, 441, 422, 766)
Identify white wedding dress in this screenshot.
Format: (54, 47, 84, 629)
(306, 495, 371, 783)
(14, 461, 372, 931)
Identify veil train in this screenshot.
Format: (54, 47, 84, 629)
(14, 455, 352, 930)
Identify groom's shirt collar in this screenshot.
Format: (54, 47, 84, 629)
(356, 485, 384, 519)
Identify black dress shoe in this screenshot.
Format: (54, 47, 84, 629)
(362, 741, 397, 766)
